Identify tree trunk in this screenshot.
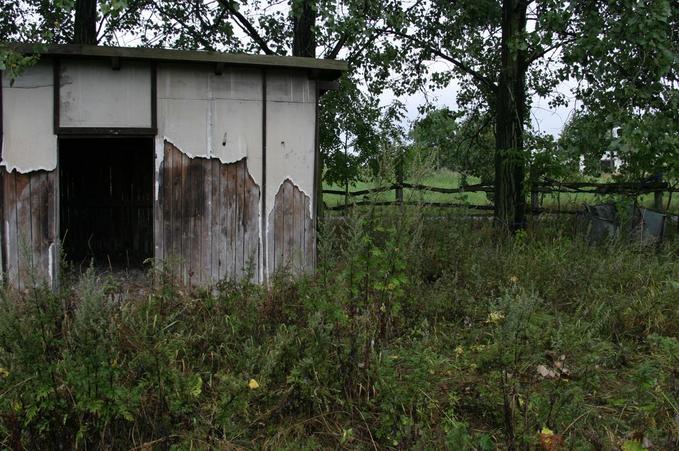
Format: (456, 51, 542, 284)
(494, 0, 528, 232)
(73, 0, 97, 45)
(292, 0, 316, 57)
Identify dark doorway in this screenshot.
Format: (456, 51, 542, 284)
(59, 137, 154, 269)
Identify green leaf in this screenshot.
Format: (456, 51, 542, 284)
(622, 440, 646, 451)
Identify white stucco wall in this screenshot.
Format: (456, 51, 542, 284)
(155, 66, 317, 281)
(1, 61, 57, 172)
(265, 70, 316, 221)
(59, 59, 152, 128)
(156, 63, 264, 186)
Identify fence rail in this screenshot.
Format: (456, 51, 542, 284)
(323, 180, 678, 213)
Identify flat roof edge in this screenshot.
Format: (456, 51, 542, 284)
(5, 43, 348, 79)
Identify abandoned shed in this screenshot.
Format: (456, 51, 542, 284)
(0, 45, 347, 288)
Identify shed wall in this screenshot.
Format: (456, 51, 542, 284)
(265, 71, 316, 276)
(59, 59, 152, 128)
(1, 57, 320, 288)
(1, 61, 57, 173)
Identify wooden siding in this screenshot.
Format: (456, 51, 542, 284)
(1, 169, 58, 289)
(159, 141, 260, 285)
(267, 179, 315, 276)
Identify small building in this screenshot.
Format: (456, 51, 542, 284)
(0, 45, 346, 288)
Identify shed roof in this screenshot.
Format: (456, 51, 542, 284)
(10, 44, 348, 80)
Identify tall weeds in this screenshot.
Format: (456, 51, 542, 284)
(0, 205, 678, 449)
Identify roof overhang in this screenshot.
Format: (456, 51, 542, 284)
(6, 43, 348, 81)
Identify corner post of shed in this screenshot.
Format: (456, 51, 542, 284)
(261, 69, 268, 284)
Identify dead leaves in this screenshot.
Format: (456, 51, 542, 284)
(537, 354, 571, 380)
(539, 427, 565, 450)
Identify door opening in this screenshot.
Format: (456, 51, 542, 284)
(59, 137, 154, 270)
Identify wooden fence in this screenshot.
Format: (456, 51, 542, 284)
(322, 180, 677, 214)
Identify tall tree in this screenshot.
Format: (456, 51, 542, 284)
(292, 0, 316, 57)
(494, 0, 528, 229)
(370, 0, 675, 231)
(73, 0, 97, 45)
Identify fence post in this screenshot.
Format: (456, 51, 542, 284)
(530, 184, 539, 212)
(395, 152, 404, 204)
(654, 191, 664, 211)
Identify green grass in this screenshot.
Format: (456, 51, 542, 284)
(323, 169, 679, 213)
(323, 169, 488, 207)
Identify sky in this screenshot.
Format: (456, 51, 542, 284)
(396, 74, 579, 139)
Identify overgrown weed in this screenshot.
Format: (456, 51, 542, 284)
(0, 204, 678, 449)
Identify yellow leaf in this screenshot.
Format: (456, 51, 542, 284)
(191, 376, 202, 397)
(247, 378, 260, 390)
(487, 311, 505, 324)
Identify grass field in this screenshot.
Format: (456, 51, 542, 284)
(323, 169, 679, 213)
(1, 209, 678, 449)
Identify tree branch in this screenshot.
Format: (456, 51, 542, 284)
(325, 33, 348, 59)
(525, 37, 574, 66)
(217, 0, 276, 55)
(159, 8, 215, 49)
(379, 27, 498, 93)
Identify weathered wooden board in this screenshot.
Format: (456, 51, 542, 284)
(267, 179, 315, 277)
(210, 158, 221, 281)
(1, 169, 57, 289)
(3, 171, 19, 285)
(160, 141, 260, 285)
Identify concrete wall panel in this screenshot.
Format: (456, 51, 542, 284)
(59, 59, 152, 128)
(155, 64, 266, 280)
(156, 64, 263, 182)
(265, 99, 316, 220)
(211, 68, 263, 101)
(265, 72, 316, 277)
(1, 61, 57, 172)
(266, 70, 314, 103)
(158, 98, 209, 159)
(212, 99, 262, 172)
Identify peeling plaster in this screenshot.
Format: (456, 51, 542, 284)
(156, 63, 264, 185)
(263, 72, 317, 278)
(264, 78, 316, 221)
(161, 140, 265, 283)
(1, 62, 57, 173)
(48, 242, 55, 289)
(265, 177, 313, 277)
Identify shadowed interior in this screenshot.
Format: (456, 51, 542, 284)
(59, 137, 154, 269)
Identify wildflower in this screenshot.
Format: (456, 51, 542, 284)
(487, 311, 505, 324)
(510, 275, 519, 284)
(454, 346, 464, 356)
(247, 378, 260, 390)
